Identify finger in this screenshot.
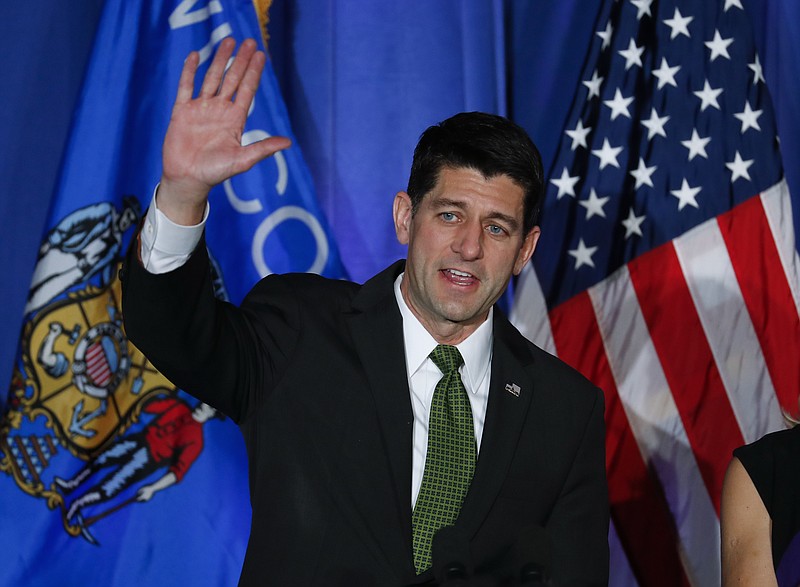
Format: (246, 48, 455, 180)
(175, 52, 200, 104)
(218, 38, 258, 100)
(199, 37, 236, 97)
(232, 49, 266, 113)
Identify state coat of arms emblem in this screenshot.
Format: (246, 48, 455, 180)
(0, 199, 223, 545)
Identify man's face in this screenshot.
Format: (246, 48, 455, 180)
(393, 166, 540, 343)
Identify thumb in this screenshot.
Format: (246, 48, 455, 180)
(236, 136, 292, 172)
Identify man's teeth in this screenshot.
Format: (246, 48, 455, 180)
(447, 269, 472, 277)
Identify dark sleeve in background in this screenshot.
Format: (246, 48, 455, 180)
(734, 426, 800, 571)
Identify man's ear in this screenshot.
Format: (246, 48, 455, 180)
(393, 191, 413, 245)
(513, 226, 541, 276)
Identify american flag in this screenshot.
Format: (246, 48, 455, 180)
(511, 0, 799, 585)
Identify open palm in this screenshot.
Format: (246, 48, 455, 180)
(160, 38, 290, 224)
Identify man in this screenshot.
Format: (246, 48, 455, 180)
(122, 38, 608, 585)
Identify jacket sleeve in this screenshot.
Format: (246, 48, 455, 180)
(546, 386, 610, 587)
(121, 231, 300, 424)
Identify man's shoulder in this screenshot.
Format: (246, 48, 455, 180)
(260, 271, 359, 292)
(527, 341, 594, 386)
(495, 319, 602, 419)
(247, 260, 404, 311)
(495, 312, 599, 397)
(247, 272, 361, 311)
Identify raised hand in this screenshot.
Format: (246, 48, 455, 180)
(159, 37, 291, 225)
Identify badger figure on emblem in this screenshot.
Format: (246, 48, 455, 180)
(25, 197, 140, 315)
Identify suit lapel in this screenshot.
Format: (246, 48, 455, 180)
(341, 264, 537, 578)
(345, 261, 417, 577)
(458, 313, 535, 537)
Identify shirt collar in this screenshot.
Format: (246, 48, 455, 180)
(394, 273, 493, 393)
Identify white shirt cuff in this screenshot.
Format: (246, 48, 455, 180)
(140, 184, 209, 274)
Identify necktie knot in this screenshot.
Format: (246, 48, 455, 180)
(429, 344, 463, 375)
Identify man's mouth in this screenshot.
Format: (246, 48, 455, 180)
(441, 268, 478, 286)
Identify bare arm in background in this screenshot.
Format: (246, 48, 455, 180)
(720, 457, 777, 586)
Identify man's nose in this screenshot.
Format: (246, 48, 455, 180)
(453, 221, 483, 260)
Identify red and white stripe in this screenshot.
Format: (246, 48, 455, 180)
(86, 341, 112, 387)
(511, 179, 800, 586)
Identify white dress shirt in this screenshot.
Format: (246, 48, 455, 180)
(139, 187, 207, 274)
(393, 276, 492, 507)
(142, 191, 494, 507)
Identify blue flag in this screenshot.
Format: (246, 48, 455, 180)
(267, 1, 508, 284)
(0, 0, 345, 585)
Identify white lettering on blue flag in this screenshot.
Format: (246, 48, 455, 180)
(0, 1, 345, 586)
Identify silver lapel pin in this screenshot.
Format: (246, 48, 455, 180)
(504, 383, 521, 397)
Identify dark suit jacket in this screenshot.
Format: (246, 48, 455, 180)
(122, 240, 609, 586)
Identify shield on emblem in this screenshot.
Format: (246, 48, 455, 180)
(19, 268, 176, 458)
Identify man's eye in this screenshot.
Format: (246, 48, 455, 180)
(487, 225, 505, 235)
(441, 212, 457, 222)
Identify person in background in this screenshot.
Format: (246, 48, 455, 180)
(721, 420, 800, 586)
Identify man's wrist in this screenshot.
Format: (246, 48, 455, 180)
(155, 177, 209, 226)
(140, 184, 208, 274)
